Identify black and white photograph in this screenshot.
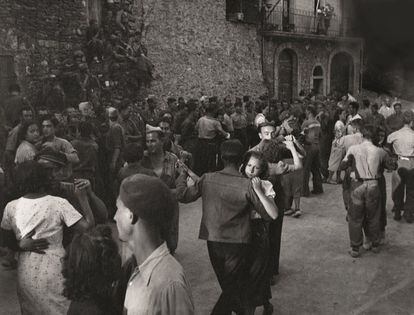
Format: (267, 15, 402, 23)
(0, 0, 414, 314)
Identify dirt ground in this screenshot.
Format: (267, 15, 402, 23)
(1, 173, 414, 314)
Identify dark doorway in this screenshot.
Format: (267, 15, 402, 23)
(278, 49, 297, 101)
(312, 66, 324, 95)
(330, 52, 353, 95)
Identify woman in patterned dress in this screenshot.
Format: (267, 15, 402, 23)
(0, 161, 95, 314)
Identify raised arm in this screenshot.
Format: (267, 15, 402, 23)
(176, 170, 202, 203)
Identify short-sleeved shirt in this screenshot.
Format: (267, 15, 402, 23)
(196, 116, 224, 139)
(301, 118, 321, 144)
(387, 126, 414, 157)
(124, 242, 194, 315)
(1, 195, 82, 241)
(15, 140, 37, 164)
(379, 105, 395, 119)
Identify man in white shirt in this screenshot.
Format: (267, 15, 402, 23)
(115, 174, 194, 315)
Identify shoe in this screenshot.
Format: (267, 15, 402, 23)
(404, 213, 413, 223)
(284, 209, 295, 216)
(371, 246, 380, 254)
(292, 210, 302, 218)
(394, 210, 402, 221)
(349, 249, 360, 258)
(336, 179, 343, 184)
(311, 190, 323, 195)
(327, 179, 337, 185)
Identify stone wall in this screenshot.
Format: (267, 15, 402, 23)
(142, 0, 267, 101)
(0, 0, 87, 103)
(262, 34, 362, 98)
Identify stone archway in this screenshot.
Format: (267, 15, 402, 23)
(330, 52, 354, 95)
(277, 48, 298, 101)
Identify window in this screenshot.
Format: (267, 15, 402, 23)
(226, 0, 260, 24)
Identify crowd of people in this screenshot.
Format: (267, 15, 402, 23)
(0, 82, 413, 314)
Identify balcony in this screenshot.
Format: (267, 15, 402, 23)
(261, 7, 358, 39)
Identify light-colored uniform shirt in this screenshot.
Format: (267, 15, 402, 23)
(124, 242, 194, 315)
(387, 126, 414, 157)
(223, 113, 234, 132)
(378, 105, 395, 119)
(344, 140, 388, 179)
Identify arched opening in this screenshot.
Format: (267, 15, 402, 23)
(330, 52, 354, 95)
(277, 48, 298, 101)
(312, 65, 324, 95)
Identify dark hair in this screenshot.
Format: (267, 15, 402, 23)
(78, 121, 93, 138)
(167, 97, 177, 104)
(257, 121, 275, 134)
(185, 99, 197, 112)
(20, 106, 33, 116)
(8, 83, 20, 93)
(159, 116, 171, 126)
(15, 161, 50, 195)
(361, 124, 379, 145)
(240, 151, 269, 179)
(220, 139, 244, 165)
(123, 143, 144, 163)
(393, 102, 402, 109)
(63, 225, 121, 309)
(243, 95, 250, 102)
(306, 105, 317, 117)
(42, 115, 59, 127)
(118, 100, 130, 112)
(350, 118, 363, 130)
(17, 120, 39, 144)
(362, 99, 370, 107)
(349, 101, 360, 111)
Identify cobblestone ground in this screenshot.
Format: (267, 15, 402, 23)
(1, 173, 414, 314)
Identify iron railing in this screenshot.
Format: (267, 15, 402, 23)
(261, 7, 357, 38)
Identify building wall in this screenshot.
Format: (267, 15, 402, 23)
(143, 0, 267, 100)
(0, 0, 87, 103)
(262, 35, 362, 98)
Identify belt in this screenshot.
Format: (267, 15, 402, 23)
(398, 156, 414, 161)
(358, 178, 380, 181)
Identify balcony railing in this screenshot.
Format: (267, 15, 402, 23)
(261, 7, 357, 38)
